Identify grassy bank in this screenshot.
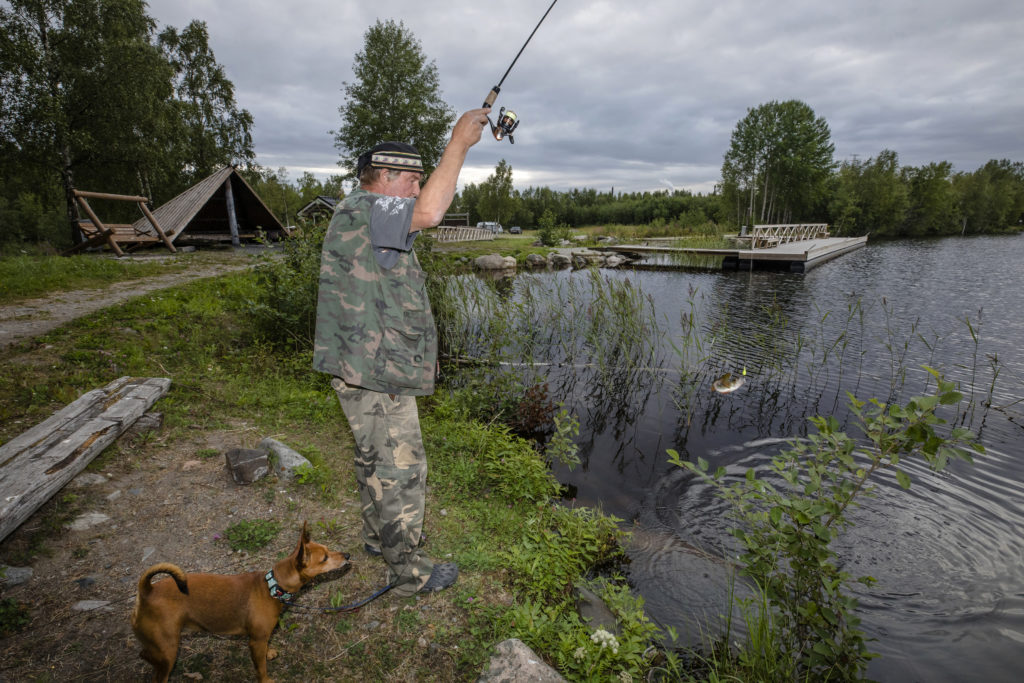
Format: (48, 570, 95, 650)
(0, 250, 667, 681)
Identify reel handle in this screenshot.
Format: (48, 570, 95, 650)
(483, 86, 500, 109)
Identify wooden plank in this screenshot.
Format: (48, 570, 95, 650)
(74, 196, 124, 256)
(74, 189, 149, 203)
(138, 201, 176, 253)
(0, 377, 171, 542)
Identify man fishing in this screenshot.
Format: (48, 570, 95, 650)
(312, 107, 490, 596)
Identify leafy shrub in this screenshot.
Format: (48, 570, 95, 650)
(0, 192, 65, 247)
(247, 222, 326, 347)
(537, 209, 571, 246)
(669, 368, 982, 680)
(504, 504, 626, 602)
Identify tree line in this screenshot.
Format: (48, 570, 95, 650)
(448, 150, 1023, 239)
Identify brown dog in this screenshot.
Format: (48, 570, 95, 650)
(131, 521, 348, 682)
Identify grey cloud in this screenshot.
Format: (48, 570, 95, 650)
(146, 0, 1024, 192)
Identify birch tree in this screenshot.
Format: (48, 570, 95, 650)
(333, 20, 455, 176)
(721, 100, 834, 226)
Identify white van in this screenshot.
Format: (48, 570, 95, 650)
(476, 221, 503, 234)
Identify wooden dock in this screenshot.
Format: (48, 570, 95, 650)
(598, 235, 867, 273)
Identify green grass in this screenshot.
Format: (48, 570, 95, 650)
(224, 519, 282, 552)
(0, 249, 244, 303)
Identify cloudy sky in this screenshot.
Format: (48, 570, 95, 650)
(144, 0, 1023, 194)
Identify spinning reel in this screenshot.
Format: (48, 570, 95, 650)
(489, 106, 519, 144)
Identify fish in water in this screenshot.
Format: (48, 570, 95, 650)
(711, 369, 746, 394)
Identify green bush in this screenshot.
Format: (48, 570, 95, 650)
(247, 222, 326, 347)
(504, 504, 626, 602)
(537, 208, 571, 246)
(0, 192, 65, 247)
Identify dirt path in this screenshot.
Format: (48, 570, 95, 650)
(0, 260, 252, 348)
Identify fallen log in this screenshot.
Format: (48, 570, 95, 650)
(0, 376, 171, 542)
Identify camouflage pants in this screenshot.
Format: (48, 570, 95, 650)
(332, 378, 433, 596)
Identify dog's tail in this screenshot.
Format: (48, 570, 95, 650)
(137, 562, 189, 596)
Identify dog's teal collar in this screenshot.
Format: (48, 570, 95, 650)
(264, 569, 295, 602)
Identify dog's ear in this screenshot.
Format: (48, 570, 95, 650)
(294, 521, 310, 566)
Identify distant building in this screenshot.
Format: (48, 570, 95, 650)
(296, 196, 339, 222)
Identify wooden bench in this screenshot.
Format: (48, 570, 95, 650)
(62, 190, 175, 256)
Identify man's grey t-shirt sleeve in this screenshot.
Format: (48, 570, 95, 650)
(369, 195, 417, 269)
(370, 194, 417, 270)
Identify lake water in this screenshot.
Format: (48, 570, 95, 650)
(469, 234, 1024, 681)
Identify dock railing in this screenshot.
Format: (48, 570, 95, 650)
(431, 226, 496, 242)
(749, 223, 829, 249)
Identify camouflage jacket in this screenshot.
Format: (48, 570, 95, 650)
(312, 189, 437, 395)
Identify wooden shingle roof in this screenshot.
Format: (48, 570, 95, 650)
(132, 167, 284, 241)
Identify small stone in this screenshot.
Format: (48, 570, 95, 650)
(70, 473, 107, 488)
(72, 600, 111, 612)
(224, 448, 270, 484)
(67, 512, 110, 531)
(258, 438, 311, 480)
(0, 565, 33, 587)
(477, 638, 564, 682)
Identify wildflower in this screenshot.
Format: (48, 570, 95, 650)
(618, 672, 633, 683)
(573, 646, 587, 662)
(590, 628, 620, 654)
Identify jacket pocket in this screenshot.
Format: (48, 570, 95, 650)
(374, 326, 426, 388)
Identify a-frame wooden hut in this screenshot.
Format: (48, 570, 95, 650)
(131, 166, 285, 246)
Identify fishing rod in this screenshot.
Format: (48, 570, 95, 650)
(482, 0, 560, 144)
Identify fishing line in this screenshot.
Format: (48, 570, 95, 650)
(482, 0, 560, 143)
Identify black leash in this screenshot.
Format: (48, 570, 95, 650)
(279, 581, 396, 613)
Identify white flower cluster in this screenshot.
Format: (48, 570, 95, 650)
(573, 646, 587, 662)
(590, 628, 620, 655)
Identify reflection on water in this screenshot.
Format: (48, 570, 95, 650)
(454, 235, 1024, 681)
